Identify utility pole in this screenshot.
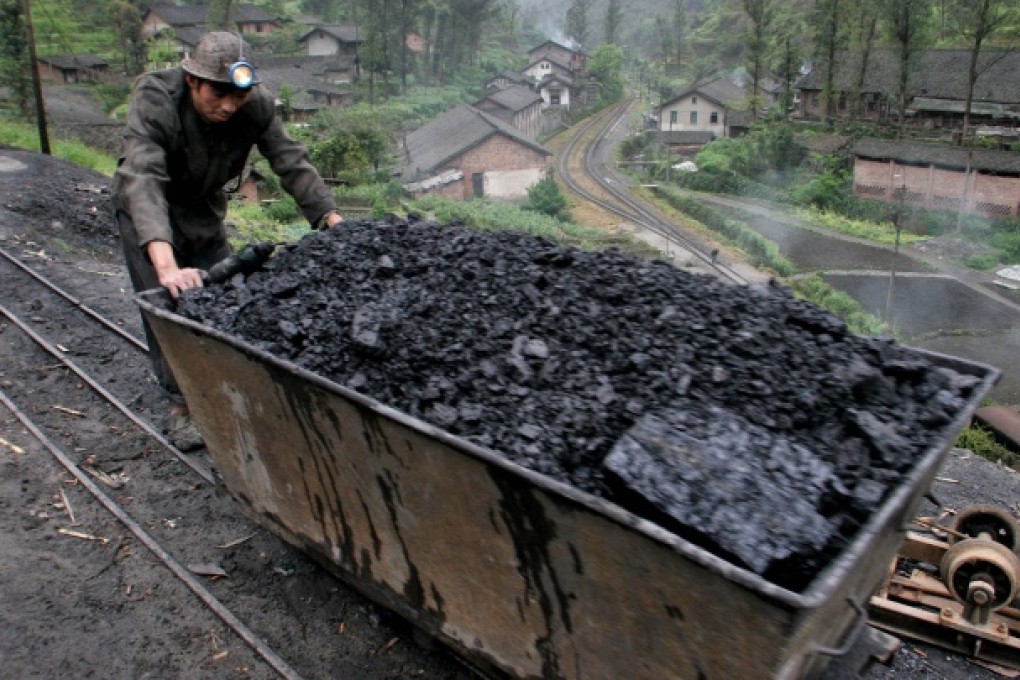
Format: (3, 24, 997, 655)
(884, 172, 906, 324)
(21, 0, 50, 155)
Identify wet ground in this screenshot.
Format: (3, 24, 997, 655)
(702, 197, 1020, 407)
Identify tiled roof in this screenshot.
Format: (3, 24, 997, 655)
(298, 24, 363, 43)
(400, 105, 550, 181)
(662, 77, 748, 110)
(796, 49, 1020, 104)
(476, 84, 541, 112)
(38, 54, 108, 69)
(486, 70, 528, 86)
(852, 137, 1020, 174)
(255, 56, 354, 97)
(538, 73, 574, 88)
(528, 39, 588, 57)
(525, 53, 574, 73)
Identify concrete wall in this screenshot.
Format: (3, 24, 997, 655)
(659, 95, 728, 137)
(853, 157, 1020, 218)
(305, 34, 339, 56)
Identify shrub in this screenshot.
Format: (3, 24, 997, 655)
(263, 195, 300, 223)
(963, 253, 1000, 270)
(523, 174, 571, 222)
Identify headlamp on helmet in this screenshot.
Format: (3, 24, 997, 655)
(228, 61, 256, 89)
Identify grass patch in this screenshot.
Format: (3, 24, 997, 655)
(793, 207, 927, 246)
(956, 424, 1019, 469)
(785, 274, 894, 338)
(963, 253, 1000, 270)
(0, 120, 117, 176)
(648, 185, 796, 276)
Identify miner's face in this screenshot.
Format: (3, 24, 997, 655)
(185, 74, 250, 124)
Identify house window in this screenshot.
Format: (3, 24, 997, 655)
(710, 111, 718, 124)
(812, 95, 820, 108)
(692, 96, 698, 104)
(690, 111, 698, 124)
(670, 110, 678, 125)
(550, 93, 561, 105)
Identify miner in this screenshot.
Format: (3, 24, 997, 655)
(112, 31, 343, 449)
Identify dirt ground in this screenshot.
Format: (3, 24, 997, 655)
(1, 145, 1019, 679)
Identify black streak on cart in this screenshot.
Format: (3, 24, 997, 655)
(137, 289, 996, 679)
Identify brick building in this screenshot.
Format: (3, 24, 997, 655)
(398, 105, 551, 201)
(852, 138, 1020, 219)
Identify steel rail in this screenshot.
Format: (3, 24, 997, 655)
(555, 97, 750, 285)
(0, 387, 303, 680)
(0, 244, 149, 352)
(583, 104, 751, 284)
(0, 302, 215, 484)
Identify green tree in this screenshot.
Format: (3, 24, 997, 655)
(588, 42, 624, 101)
(108, 0, 144, 74)
(740, 0, 774, 122)
(207, 0, 236, 31)
(950, 0, 1020, 144)
(848, 0, 879, 118)
(604, 0, 622, 45)
(565, 0, 592, 45)
(813, 0, 845, 121)
(524, 173, 570, 221)
(0, 0, 30, 119)
(879, 0, 932, 137)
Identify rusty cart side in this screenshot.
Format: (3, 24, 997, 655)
(138, 290, 1000, 679)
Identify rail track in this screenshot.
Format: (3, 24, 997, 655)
(0, 244, 305, 677)
(555, 96, 750, 286)
(0, 244, 470, 678)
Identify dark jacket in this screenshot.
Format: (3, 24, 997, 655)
(112, 69, 336, 252)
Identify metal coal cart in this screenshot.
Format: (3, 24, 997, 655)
(138, 290, 999, 679)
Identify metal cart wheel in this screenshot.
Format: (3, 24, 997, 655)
(949, 504, 1020, 552)
(940, 537, 1020, 610)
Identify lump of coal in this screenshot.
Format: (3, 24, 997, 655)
(604, 403, 835, 585)
(176, 218, 985, 591)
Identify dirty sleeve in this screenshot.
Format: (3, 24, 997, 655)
(112, 75, 179, 249)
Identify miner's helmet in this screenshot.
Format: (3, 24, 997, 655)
(181, 31, 258, 90)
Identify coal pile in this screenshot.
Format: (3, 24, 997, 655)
(177, 216, 982, 591)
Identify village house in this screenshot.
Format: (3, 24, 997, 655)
(796, 49, 1020, 135)
(522, 51, 575, 86)
(657, 77, 752, 147)
(297, 24, 363, 59)
(473, 85, 544, 139)
(527, 39, 587, 76)
(36, 54, 109, 83)
(852, 138, 1020, 219)
(142, 3, 279, 39)
(534, 72, 577, 111)
(254, 55, 356, 118)
(398, 105, 552, 201)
